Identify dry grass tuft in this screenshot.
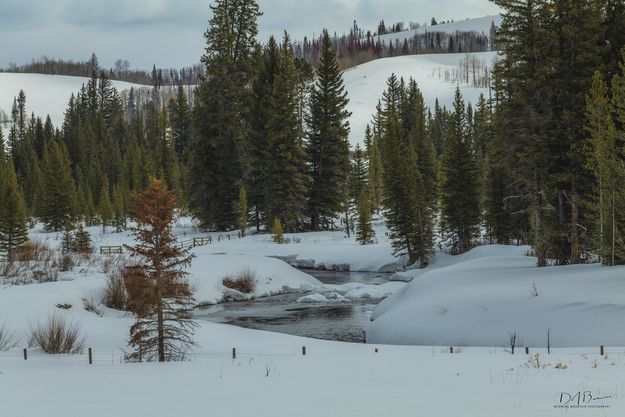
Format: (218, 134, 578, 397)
(222, 267, 257, 294)
(28, 313, 86, 354)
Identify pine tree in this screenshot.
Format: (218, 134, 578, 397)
(306, 30, 352, 230)
(168, 85, 192, 163)
(73, 223, 93, 254)
(61, 224, 75, 254)
(190, 0, 261, 230)
(356, 192, 375, 245)
(263, 34, 308, 231)
(440, 89, 481, 254)
(350, 144, 368, 202)
(587, 67, 625, 265)
(0, 146, 28, 257)
(124, 178, 196, 362)
(271, 217, 285, 244)
(112, 184, 127, 232)
(38, 141, 76, 231)
(381, 101, 431, 266)
(492, 0, 555, 266)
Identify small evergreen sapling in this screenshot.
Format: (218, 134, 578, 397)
(271, 217, 285, 244)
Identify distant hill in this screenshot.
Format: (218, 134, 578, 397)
(376, 15, 502, 45)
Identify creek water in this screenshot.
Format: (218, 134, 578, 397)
(193, 270, 392, 343)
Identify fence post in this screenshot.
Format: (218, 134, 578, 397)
(600, 345, 604, 356)
(374, 348, 378, 353)
(525, 346, 529, 355)
(88, 348, 93, 365)
(302, 346, 306, 356)
(450, 347, 453, 354)
(232, 348, 236, 360)
(23, 348, 27, 360)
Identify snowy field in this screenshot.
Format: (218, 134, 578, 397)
(1, 223, 625, 415)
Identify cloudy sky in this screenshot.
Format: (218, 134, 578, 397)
(0, 0, 500, 70)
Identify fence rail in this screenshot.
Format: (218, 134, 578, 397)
(99, 246, 123, 255)
(99, 236, 218, 255)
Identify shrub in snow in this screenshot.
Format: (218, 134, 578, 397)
(0, 321, 19, 351)
(102, 264, 129, 310)
(28, 313, 86, 354)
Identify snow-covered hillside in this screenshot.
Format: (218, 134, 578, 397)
(0, 73, 143, 136)
(369, 245, 625, 348)
(343, 51, 498, 145)
(376, 15, 502, 45)
(1, 51, 498, 147)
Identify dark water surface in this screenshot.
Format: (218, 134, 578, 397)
(193, 270, 391, 342)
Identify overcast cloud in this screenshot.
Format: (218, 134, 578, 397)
(0, 0, 500, 69)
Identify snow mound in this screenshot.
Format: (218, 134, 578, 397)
(296, 293, 330, 303)
(189, 251, 324, 305)
(368, 245, 625, 347)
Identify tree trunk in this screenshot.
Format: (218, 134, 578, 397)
(534, 168, 547, 267)
(569, 183, 580, 264)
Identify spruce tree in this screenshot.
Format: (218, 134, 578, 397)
(356, 192, 375, 245)
(124, 179, 196, 362)
(271, 217, 285, 244)
(440, 89, 481, 254)
(306, 30, 351, 230)
(74, 223, 93, 254)
(190, 0, 261, 230)
(263, 34, 308, 231)
(0, 154, 28, 257)
(168, 85, 192, 163)
(38, 141, 76, 231)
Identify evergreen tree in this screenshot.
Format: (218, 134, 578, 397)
(74, 223, 93, 254)
(263, 34, 308, 231)
(168, 85, 192, 161)
(587, 70, 625, 265)
(38, 141, 76, 231)
(190, 0, 261, 230)
(0, 152, 28, 257)
(306, 31, 351, 230)
(381, 101, 431, 266)
(124, 179, 196, 362)
(440, 89, 481, 254)
(356, 192, 375, 245)
(492, 0, 556, 266)
(112, 185, 127, 232)
(271, 217, 285, 243)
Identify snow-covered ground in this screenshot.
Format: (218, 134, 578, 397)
(1, 324, 624, 416)
(2, 224, 625, 415)
(343, 51, 498, 145)
(369, 245, 625, 348)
